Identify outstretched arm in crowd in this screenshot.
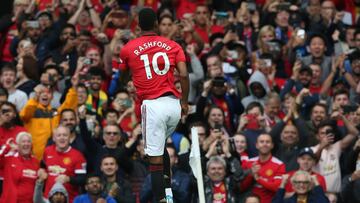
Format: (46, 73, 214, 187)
(67, 0, 86, 25)
(320, 55, 344, 97)
(339, 113, 360, 150)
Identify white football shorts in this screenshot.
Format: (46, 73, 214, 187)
(141, 95, 181, 156)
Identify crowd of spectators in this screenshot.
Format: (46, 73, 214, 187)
(1, 0, 360, 202)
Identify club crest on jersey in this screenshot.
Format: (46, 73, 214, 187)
(63, 157, 72, 165)
(265, 169, 273, 176)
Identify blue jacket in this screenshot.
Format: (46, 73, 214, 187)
(140, 168, 191, 203)
(73, 194, 117, 203)
(271, 186, 329, 203)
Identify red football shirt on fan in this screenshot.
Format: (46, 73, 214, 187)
(241, 156, 285, 203)
(0, 145, 39, 203)
(1, 24, 17, 62)
(119, 33, 186, 103)
(212, 182, 227, 203)
(43, 145, 87, 202)
(0, 125, 27, 179)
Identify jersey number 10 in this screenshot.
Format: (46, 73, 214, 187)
(140, 52, 170, 79)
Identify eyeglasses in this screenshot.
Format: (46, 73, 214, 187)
(105, 131, 119, 136)
(293, 180, 310, 185)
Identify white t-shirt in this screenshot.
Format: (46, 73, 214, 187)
(311, 141, 342, 193)
(8, 89, 28, 111)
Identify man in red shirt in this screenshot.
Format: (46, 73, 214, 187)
(0, 132, 39, 203)
(0, 101, 27, 192)
(40, 125, 87, 202)
(119, 8, 189, 203)
(0, 101, 26, 146)
(241, 134, 286, 203)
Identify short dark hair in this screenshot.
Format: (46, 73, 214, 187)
(138, 8, 157, 31)
(21, 55, 39, 81)
(85, 173, 101, 184)
(0, 87, 8, 98)
(245, 101, 264, 114)
(259, 53, 274, 62)
(311, 103, 328, 114)
(60, 109, 76, 119)
(318, 119, 336, 131)
(354, 29, 360, 38)
(0, 63, 16, 75)
(100, 154, 118, 165)
(77, 83, 88, 94)
(333, 89, 349, 101)
(105, 109, 119, 117)
(43, 64, 60, 75)
(88, 67, 105, 79)
(158, 14, 173, 24)
(308, 33, 327, 46)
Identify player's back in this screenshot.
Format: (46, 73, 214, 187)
(120, 34, 186, 101)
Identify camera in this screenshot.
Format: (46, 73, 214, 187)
(247, 1, 256, 12)
(341, 105, 358, 114)
(83, 58, 93, 65)
(216, 140, 223, 155)
(212, 77, 226, 87)
(325, 129, 334, 136)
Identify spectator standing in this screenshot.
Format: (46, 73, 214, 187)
(0, 63, 28, 111)
(0, 132, 39, 203)
(272, 171, 329, 203)
(20, 76, 78, 160)
(73, 174, 116, 203)
(241, 134, 286, 203)
(40, 125, 87, 202)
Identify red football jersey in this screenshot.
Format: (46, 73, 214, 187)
(241, 156, 285, 203)
(43, 145, 87, 202)
(119, 33, 186, 103)
(0, 145, 39, 203)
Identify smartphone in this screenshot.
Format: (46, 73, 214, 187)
(342, 105, 358, 114)
(325, 129, 334, 136)
(297, 29, 305, 39)
(123, 99, 132, 108)
(214, 123, 223, 131)
(345, 49, 356, 55)
(23, 41, 31, 48)
(263, 59, 272, 67)
(214, 11, 229, 19)
(277, 2, 291, 11)
(245, 114, 260, 130)
(83, 58, 92, 65)
(26, 21, 40, 28)
(247, 1, 256, 12)
(123, 29, 131, 38)
(344, 59, 352, 73)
